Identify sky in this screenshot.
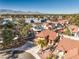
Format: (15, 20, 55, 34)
(0, 0, 79, 14)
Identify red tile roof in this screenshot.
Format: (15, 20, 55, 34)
(71, 55, 79, 59)
(56, 37, 79, 59)
(58, 29, 64, 33)
(36, 29, 51, 38)
(49, 31, 57, 40)
(64, 55, 79, 59)
(64, 48, 79, 59)
(36, 29, 57, 41)
(56, 38, 79, 51)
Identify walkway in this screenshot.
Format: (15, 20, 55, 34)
(26, 46, 41, 59)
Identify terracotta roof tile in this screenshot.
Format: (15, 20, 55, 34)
(49, 31, 57, 40)
(71, 55, 79, 59)
(64, 48, 79, 59)
(56, 38, 79, 59)
(56, 38, 79, 51)
(36, 29, 57, 41)
(64, 55, 79, 59)
(36, 29, 51, 37)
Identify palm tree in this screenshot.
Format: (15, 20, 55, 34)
(43, 34, 60, 52)
(36, 38, 47, 49)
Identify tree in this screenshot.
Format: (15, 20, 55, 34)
(19, 24, 32, 38)
(43, 34, 60, 52)
(70, 15, 79, 26)
(36, 38, 47, 48)
(46, 56, 52, 59)
(64, 27, 72, 36)
(2, 29, 14, 48)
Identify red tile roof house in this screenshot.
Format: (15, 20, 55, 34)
(42, 22, 52, 30)
(58, 25, 79, 35)
(35, 29, 57, 45)
(34, 29, 58, 59)
(69, 25, 79, 33)
(55, 37, 79, 59)
(69, 25, 79, 37)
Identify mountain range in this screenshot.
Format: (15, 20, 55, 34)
(0, 9, 41, 14)
(0, 9, 79, 14)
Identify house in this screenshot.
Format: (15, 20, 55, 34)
(35, 29, 57, 44)
(55, 37, 79, 59)
(75, 31, 79, 37)
(32, 25, 44, 32)
(69, 25, 79, 37)
(58, 20, 69, 25)
(3, 17, 13, 21)
(25, 18, 33, 23)
(42, 22, 52, 30)
(0, 19, 11, 25)
(38, 34, 79, 59)
(36, 29, 51, 38)
(58, 16, 63, 20)
(51, 22, 64, 32)
(69, 25, 78, 33)
(25, 17, 47, 24)
(42, 22, 50, 29)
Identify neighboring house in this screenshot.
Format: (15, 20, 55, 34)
(39, 18, 47, 23)
(42, 22, 52, 30)
(0, 19, 11, 25)
(69, 25, 79, 37)
(51, 23, 64, 32)
(58, 16, 63, 20)
(58, 20, 69, 25)
(25, 18, 33, 23)
(25, 17, 47, 23)
(42, 23, 50, 29)
(35, 29, 57, 44)
(75, 31, 79, 37)
(32, 25, 44, 32)
(69, 25, 78, 33)
(3, 17, 13, 21)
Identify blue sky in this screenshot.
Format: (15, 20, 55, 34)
(0, 0, 79, 14)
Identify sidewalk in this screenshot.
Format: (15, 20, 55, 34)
(26, 46, 41, 59)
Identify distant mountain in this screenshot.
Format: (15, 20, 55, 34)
(0, 9, 42, 14)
